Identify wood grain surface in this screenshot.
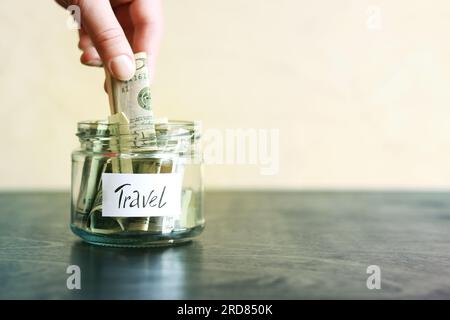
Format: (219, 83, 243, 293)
(1, 191, 450, 299)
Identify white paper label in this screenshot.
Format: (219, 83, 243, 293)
(101, 173, 182, 217)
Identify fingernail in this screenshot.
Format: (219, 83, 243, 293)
(109, 55, 135, 81)
(85, 59, 103, 67)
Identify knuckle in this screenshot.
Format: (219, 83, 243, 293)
(92, 27, 125, 49)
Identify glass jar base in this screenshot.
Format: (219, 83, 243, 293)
(70, 224, 204, 248)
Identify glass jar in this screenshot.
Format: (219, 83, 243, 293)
(71, 120, 204, 247)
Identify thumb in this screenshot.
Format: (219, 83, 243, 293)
(77, 0, 135, 80)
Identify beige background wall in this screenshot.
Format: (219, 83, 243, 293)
(1, 0, 450, 190)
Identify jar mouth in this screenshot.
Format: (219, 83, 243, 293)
(77, 119, 200, 127)
(77, 119, 200, 138)
(76, 119, 201, 154)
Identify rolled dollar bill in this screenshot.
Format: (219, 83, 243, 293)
(108, 112, 133, 173)
(89, 189, 123, 234)
(106, 52, 156, 148)
(104, 52, 157, 231)
(76, 122, 109, 214)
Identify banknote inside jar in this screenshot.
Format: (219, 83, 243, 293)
(74, 52, 199, 236)
(73, 120, 199, 235)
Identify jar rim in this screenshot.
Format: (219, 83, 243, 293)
(77, 119, 200, 137)
(77, 119, 200, 129)
(76, 119, 201, 155)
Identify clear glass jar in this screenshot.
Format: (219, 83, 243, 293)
(71, 120, 204, 247)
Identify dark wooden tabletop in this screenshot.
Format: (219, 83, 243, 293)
(1, 191, 450, 299)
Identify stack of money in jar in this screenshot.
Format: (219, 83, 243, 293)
(76, 52, 187, 234)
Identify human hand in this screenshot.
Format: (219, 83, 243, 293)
(56, 0, 163, 81)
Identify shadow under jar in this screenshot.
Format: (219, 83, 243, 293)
(71, 120, 204, 247)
